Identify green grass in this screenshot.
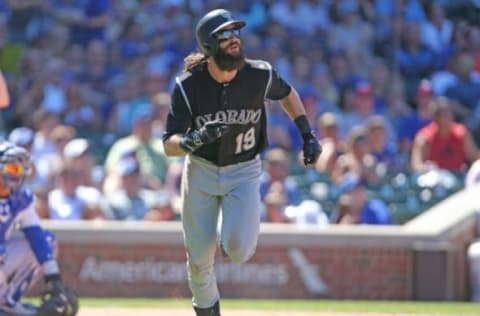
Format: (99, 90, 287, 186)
(38, 298, 480, 314)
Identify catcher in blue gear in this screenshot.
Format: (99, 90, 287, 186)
(0, 141, 78, 316)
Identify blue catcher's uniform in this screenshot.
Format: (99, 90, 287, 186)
(0, 187, 57, 307)
(0, 141, 78, 316)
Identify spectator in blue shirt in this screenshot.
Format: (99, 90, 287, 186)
(54, 0, 110, 47)
(260, 147, 301, 206)
(395, 21, 435, 103)
(445, 51, 480, 122)
(366, 115, 407, 173)
(332, 173, 393, 225)
(397, 79, 434, 153)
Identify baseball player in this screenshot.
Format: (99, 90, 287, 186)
(0, 141, 78, 316)
(162, 9, 321, 316)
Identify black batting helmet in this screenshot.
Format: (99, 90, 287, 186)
(195, 9, 246, 56)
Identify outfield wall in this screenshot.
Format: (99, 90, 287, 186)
(39, 185, 480, 301)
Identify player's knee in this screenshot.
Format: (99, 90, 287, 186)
(188, 261, 215, 284)
(221, 238, 254, 263)
(227, 247, 254, 263)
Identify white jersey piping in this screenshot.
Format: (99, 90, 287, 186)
(176, 77, 192, 115)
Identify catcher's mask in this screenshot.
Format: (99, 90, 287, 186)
(0, 141, 31, 191)
(195, 8, 246, 56)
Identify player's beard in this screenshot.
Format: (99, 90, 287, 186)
(213, 43, 245, 71)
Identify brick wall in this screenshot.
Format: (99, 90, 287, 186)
(35, 185, 479, 300)
(48, 232, 413, 299)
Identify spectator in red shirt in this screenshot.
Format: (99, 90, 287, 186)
(411, 97, 480, 173)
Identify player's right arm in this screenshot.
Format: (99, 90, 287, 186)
(163, 80, 195, 156)
(164, 134, 189, 156)
(163, 79, 229, 156)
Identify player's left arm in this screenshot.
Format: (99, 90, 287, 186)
(278, 88, 322, 166)
(278, 87, 307, 120)
(19, 198, 79, 315)
(18, 201, 60, 277)
(266, 65, 321, 165)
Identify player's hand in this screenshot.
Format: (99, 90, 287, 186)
(198, 120, 230, 144)
(301, 131, 322, 166)
(180, 120, 230, 153)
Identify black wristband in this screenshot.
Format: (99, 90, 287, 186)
(302, 130, 316, 141)
(45, 273, 62, 283)
(294, 115, 312, 136)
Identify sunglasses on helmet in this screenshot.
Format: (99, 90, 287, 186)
(2, 162, 27, 178)
(214, 29, 240, 41)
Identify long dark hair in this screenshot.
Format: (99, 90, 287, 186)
(183, 52, 208, 72)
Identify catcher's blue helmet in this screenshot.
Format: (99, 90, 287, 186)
(0, 141, 32, 191)
(195, 9, 246, 56)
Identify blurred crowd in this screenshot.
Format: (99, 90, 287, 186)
(1, 0, 480, 226)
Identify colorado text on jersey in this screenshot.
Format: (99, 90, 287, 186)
(194, 109, 262, 128)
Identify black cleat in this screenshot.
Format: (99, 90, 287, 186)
(193, 300, 220, 316)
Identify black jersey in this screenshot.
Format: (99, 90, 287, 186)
(164, 59, 291, 166)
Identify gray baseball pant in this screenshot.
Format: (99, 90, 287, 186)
(181, 155, 262, 308)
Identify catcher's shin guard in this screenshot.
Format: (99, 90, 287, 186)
(193, 300, 220, 316)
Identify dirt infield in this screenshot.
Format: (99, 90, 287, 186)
(78, 307, 433, 316)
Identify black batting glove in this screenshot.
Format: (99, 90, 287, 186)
(301, 131, 322, 166)
(180, 120, 230, 153)
(294, 115, 322, 166)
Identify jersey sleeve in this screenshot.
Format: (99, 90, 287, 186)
(266, 67, 291, 101)
(17, 200, 41, 228)
(19, 200, 56, 264)
(163, 80, 194, 141)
